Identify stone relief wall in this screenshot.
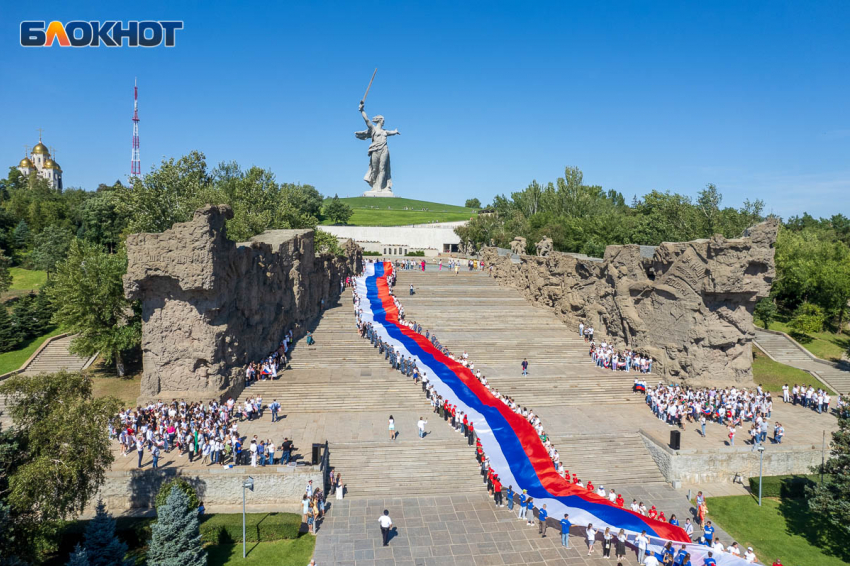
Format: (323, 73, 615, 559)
(124, 205, 362, 403)
(481, 220, 779, 383)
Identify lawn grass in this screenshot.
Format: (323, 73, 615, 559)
(321, 196, 477, 226)
(757, 319, 849, 362)
(706, 495, 848, 566)
(752, 346, 835, 395)
(91, 372, 142, 406)
(0, 327, 63, 375)
(2, 267, 48, 301)
(207, 537, 315, 566)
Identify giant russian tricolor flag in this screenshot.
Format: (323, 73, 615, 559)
(356, 262, 752, 566)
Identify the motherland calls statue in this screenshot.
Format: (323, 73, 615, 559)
(510, 236, 527, 256)
(356, 100, 400, 197)
(536, 236, 553, 257)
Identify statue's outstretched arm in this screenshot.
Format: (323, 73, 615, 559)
(359, 102, 372, 128)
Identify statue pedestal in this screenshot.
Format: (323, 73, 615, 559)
(362, 189, 397, 198)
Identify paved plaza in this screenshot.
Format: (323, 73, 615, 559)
(106, 267, 839, 564)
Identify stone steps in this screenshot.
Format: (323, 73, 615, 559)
(547, 433, 668, 487)
(755, 329, 850, 393)
(21, 336, 92, 376)
(329, 440, 483, 497)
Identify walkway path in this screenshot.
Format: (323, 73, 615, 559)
(754, 329, 850, 393)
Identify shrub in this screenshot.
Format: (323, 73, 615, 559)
(362, 251, 382, 256)
(198, 513, 302, 544)
(404, 251, 425, 257)
(790, 302, 825, 334)
(154, 478, 200, 511)
(748, 474, 824, 499)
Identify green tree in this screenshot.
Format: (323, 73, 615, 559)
(147, 486, 206, 566)
(80, 190, 129, 253)
(122, 151, 214, 235)
(790, 302, 825, 334)
(808, 412, 850, 534)
(314, 230, 342, 255)
(0, 372, 121, 560)
(0, 248, 12, 294)
(0, 305, 20, 353)
(11, 294, 35, 341)
(324, 194, 353, 225)
(47, 240, 140, 376)
(154, 478, 200, 512)
(754, 298, 777, 329)
(31, 224, 73, 278)
(12, 221, 29, 252)
(82, 500, 128, 566)
(465, 198, 482, 209)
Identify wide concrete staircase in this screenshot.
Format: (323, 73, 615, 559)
(548, 433, 668, 487)
(21, 335, 93, 376)
(234, 294, 484, 499)
(755, 329, 850, 393)
(399, 270, 644, 407)
(329, 439, 484, 497)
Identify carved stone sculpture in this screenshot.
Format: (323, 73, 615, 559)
(536, 236, 554, 257)
(124, 205, 362, 402)
(510, 236, 527, 256)
(482, 220, 779, 383)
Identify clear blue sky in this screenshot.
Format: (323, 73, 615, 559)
(2, 1, 848, 219)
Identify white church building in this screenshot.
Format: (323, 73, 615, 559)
(16, 135, 63, 191)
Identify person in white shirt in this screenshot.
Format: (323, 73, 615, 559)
(378, 510, 393, 546)
(635, 530, 649, 564)
(712, 540, 724, 554)
(417, 417, 428, 439)
(728, 542, 740, 556)
(744, 547, 757, 563)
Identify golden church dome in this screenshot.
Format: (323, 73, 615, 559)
(43, 159, 56, 169)
(19, 157, 34, 168)
(32, 142, 49, 155)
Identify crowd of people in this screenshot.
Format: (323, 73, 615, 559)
(112, 398, 302, 469)
(351, 261, 759, 563)
(582, 322, 657, 374)
(637, 378, 839, 448)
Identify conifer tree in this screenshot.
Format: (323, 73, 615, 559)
(11, 295, 34, 341)
(67, 544, 90, 566)
(147, 486, 206, 566)
(83, 500, 128, 566)
(0, 305, 20, 353)
(809, 412, 850, 534)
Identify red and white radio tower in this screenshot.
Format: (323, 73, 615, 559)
(130, 78, 140, 177)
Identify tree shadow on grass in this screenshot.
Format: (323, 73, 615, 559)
(788, 330, 814, 345)
(777, 497, 850, 563)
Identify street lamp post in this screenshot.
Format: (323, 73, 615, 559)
(242, 476, 254, 558)
(757, 445, 765, 506)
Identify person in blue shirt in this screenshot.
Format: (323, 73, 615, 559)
(669, 513, 679, 527)
(525, 497, 535, 526)
(560, 514, 571, 548)
(702, 551, 717, 566)
(538, 504, 548, 537)
(517, 490, 528, 520)
(673, 545, 688, 565)
(506, 485, 514, 511)
(703, 521, 715, 544)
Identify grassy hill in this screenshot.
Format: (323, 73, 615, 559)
(321, 197, 477, 227)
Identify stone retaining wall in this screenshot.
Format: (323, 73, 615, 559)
(97, 466, 323, 511)
(640, 430, 822, 484)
